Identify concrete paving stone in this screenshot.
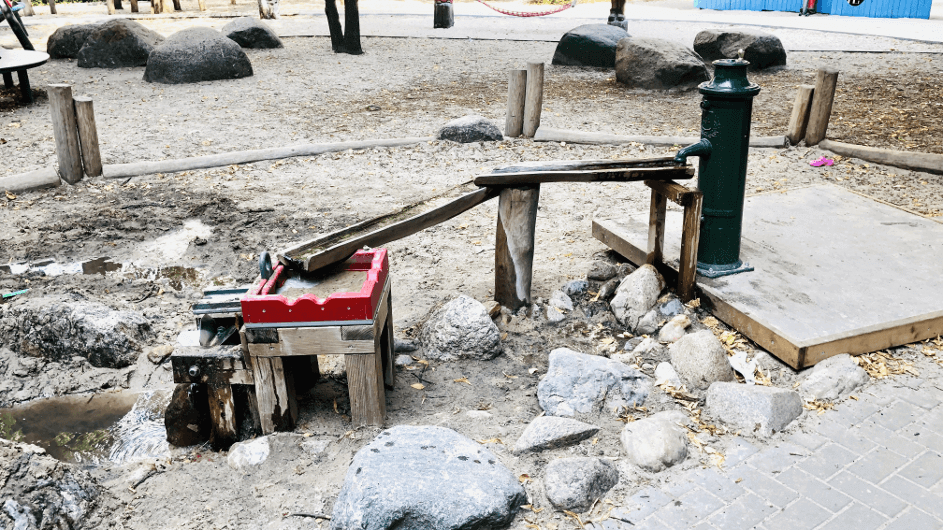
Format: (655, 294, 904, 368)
(812, 420, 877, 454)
(845, 448, 910, 484)
(692, 467, 746, 502)
(868, 400, 924, 432)
(881, 474, 943, 520)
(827, 471, 907, 518)
(762, 498, 832, 530)
(856, 389, 895, 407)
(858, 422, 928, 459)
(775, 467, 853, 513)
(615, 487, 673, 524)
(887, 384, 943, 410)
(733, 466, 799, 508)
(815, 502, 888, 530)
(828, 400, 880, 425)
(651, 486, 725, 528)
(746, 443, 808, 475)
(795, 443, 858, 480)
(898, 451, 943, 489)
(724, 437, 761, 468)
(881, 507, 943, 530)
(786, 431, 829, 452)
(632, 516, 673, 530)
(707, 492, 777, 529)
(690, 522, 719, 530)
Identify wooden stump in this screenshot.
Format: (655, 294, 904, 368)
(21, 1, 35, 16)
(433, 2, 453, 28)
(786, 84, 814, 146)
(505, 69, 526, 138)
(207, 383, 238, 450)
(522, 62, 544, 138)
(805, 68, 839, 146)
(47, 85, 83, 185)
(495, 186, 540, 310)
(73, 96, 103, 178)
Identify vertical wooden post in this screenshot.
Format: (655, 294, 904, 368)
(786, 84, 814, 146)
(250, 355, 295, 434)
(172, 0, 182, 10)
(106, 0, 116, 14)
(381, 294, 395, 389)
(646, 190, 666, 266)
(433, 2, 453, 28)
(130, 0, 139, 12)
(159, 0, 173, 14)
(345, 353, 385, 426)
(505, 69, 526, 138)
(73, 96, 102, 178)
(48, 84, 83, 185)
(522, 62, 544, 138)
(804, 68, 839, 146)
(494, 186, 540, 310)
(198, 0, 206, 11)
(48, 0, 57, 14)
(22, 1, 35, 16)
(207, 383, 238, 450)
(678, 191, 703, 303)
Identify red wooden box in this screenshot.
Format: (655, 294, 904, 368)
(241, 249, 388, 327)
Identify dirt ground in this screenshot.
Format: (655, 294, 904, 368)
(1, 15, 943, 530)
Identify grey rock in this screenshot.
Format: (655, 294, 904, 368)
(587, 260, 618, 281)
(537, 348, 650, 417)
(693, 29, 786, 70)
(331, 426, 525, 530)
(513, 416, 599, 454)
(706, 382, 803, 437)
(549, 290, 574, 311)
(610, 264, 665, 330)
(658, 314, 691, 343)
(546, 305, 566, 323)
(47, 23, 99, 59)
(669, 330, 735, 391)
(615, 37, 710, 91)
(77, 19, 164, 68)
(563, 279, 589, 297)
(657, 297, 685, 317)
(146, 344, 173, 364)
(544, 457, 618, 512)
(420, 295, 502, 361)
(437, 115, 503, 143)
(144, 27, 253, 84)
(0, 296, 151, 368)
(221, 17, 283, 48)
(0, 439, 109, 530)
(620, 411, 688, 472)
(393, 338, 419, 353)
(654, 362, 682, 388)
(635, 309, 664, 335)
(394, 354, 414, 367)
(164, 383, 210, 447)
(552, 24, 629, 68)
(227, 436, 270, 470)
(799, 354, 869, 402)
(597, 277, 620, 301)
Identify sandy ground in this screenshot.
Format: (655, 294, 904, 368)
(1, 9, 942, 530)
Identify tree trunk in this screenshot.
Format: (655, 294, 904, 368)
(343, 0, 362, 55)
(324, 0, 345, 52)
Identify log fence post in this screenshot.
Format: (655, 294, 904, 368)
(805, 68, 839, 146)
(495, 186, 540, 310)
(73, 96, 103, 178)
(505, 69, 526, 138)
(786, 84, 814, 146)
(48, 84, 83, 184)
(522, 62, 544, 138)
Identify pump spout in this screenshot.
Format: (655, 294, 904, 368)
(673, 138, 712, 165)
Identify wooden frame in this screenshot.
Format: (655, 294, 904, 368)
(642, 180, 703, 302)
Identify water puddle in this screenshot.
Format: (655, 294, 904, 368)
(0, 391, 171, 465)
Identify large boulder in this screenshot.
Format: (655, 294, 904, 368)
(0, 295, 151, 369)
(331, 426, 526, 530)
(552, 24, 629, 68)
(544, 457, 619, 512)
(537, 348, 650, 417)
(420, 295, 502, 361)
(513, 416, 599, 454)
(693, 29, 786, 70)
(706, 382, 803, 437)
(46, 23, 99, 59)
(615, 37, 710, 91)
(610, 264, 665, 330)
(798, 354, 869, 402)
(620, 411, 688, 472)
(77, 19, 164, 68)
(437, 115, 503, 143)
(0, 439, 110, 529)
(221, 17, 283, 49)
(144, 27, 253, 84)
(668, 330, 735, 391)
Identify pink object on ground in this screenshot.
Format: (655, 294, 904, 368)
(810, 156, 835, 167)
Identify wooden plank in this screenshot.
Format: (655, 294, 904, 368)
(381, 291, 395, 389)
(819, 139, 943, 175)
(805, 68, 839, 146)
(786, 85, 815, 146)
(250, 329, 375, 356)
(345, 352, 385, 426)
(488, 156, 680, 173)
(281, 183, 500, 272)
(646, 190, 666, 267)
(474, 166, 694, 187)
(522, 62, 544, 138)
(250, 356, 294, 433)
(678, 191, 703, 303)
(207, 383, 238, 450)
(47, 84, 83, 184)
(505, 69, 526, 138)
(533, 126, 788, 148)
(341, 324, 374, 340)
(494, 186, 540, 310)
(644, 179, 697, 206)
(73, 96, 103, 178)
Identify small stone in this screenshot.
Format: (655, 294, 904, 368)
(552, 24, 629, 68)
(669, 330, 736, 391)
(632, 337, 665, 357)
(544, 457, 619, 512)
(537, 348, 650, 417)
(420, 295, 502, 361)
(620, 411, 688, 472)
(641, 362, 654, 371)
(657, 297, 685, 318)
(706, 382, 803, 437)
(587, 261, 618, 281)
(654, 362, 682, 388)
(609, 264, 665, 330)
(546, 306, 566, 323)
(465, 410, 493, 419)
(615, 37, 710, 91)
(227, 436, 270, 470)
(597, 278, 620, 301)
(394, 354, 414, 367)
(798, 354, 869, 402)
(657, 314, 691, 343)
(437, 115, 503, 143)
(483, 300, 501, 318)
(146, 344, 174, 364)
(549, 290, 574, 311)
(635, 309, 663, 335)
(563, 280, 589, 297)
(393, 338, 418, 353)
(221, 17, 283, 48)
(513, 416, 599, 454)
(144, 27, 253, 84)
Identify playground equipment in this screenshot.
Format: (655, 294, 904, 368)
(0, 0, 48, 105)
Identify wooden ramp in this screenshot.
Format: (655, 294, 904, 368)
(594, 184, 943, 369)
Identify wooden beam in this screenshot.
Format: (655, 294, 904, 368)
(646, 190, 666, 267)
(786, 84, 814, 146)
(73, 96, 103, 178)
(505, 69, 526, 138)
(475, 166, 692, 187)
(345, 352, 386, 426)
(47, 84, 83, 184)
(0, 167, 60, 193)
(644, 179, 697, 206)
(819, 139, 943, 176)
(380, 292, 395, 389)
(207, 383, 238, 450)
(250, 356, 294, 433)
(494, 186, 540, 310)
(522, 62, 543, 138)
(805, 68, 839, 146)
(534, 127, 788, 148)
(678, 191, 703, 303)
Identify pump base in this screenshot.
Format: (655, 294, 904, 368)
(696, 261, 754, 278)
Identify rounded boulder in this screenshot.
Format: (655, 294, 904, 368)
(552, 23, 629, 68)
(144, 27, 253, 84)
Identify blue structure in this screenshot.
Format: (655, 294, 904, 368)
(694, 0, 932, 18)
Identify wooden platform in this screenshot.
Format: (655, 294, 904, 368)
(594, 184, 943, 369)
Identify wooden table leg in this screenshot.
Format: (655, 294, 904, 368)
(646, 189, 667, 266)
(207, 383, 238, 450)
(16, 70, 32, 104)
(381, 293, 395, 389)
(250, 355, 295, 434)
(345, 352, 385, 427)
(495, 185, 540, 310)
(2, 72, 13, 88)
(678, 191, 703, 303)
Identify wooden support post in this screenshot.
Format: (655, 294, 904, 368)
(207, 383, 238, 450)
(804, 68, 839, 146)
(106, 0, 115, 14)
(22, 1, 35, 16)
(494, 186, 540, 310)
(345, 353, 385, 426)
(114, 0, 122, 9)
(433, 1, 453, 28)
(646, 190, 666, 267)
(73, 96, 102, 178)
(48, 0, 56, 14)
(678, 191, 703, 303)
(522, 62, 544, 138)
(505, 69, 526, 138)
(250, 356, 295, 434)
(130, 0, 139, 12)
(172, 0, 182, 10)
(786, 84, 814, 146)
(47, 85, 83, 185)
(197, 0, 206, 11)
(380, 293, 394, 389)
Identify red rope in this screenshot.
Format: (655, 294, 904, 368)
(471, 0, 576, 17)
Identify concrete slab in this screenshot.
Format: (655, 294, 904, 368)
(593, 184, 943, 369)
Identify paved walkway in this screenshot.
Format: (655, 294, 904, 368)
(603, 372, 943, 530)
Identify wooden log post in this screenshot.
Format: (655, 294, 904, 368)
(505, 69, 526, 138)
(786, 84, 814, 146)
(494, 186, 540, 310)
(47, 85, 83, 185)
(646, 189, 666, 267)
(522, 62, 544, 138)
(106, 0, 115, 14)
(804, 68, 839, 146)
(73, 96, 103, 178)
(433, 1, 453, 28)
(250, 356, 296, 434)
(48, 0, 57, 14)
(678, 191, 703, 303)
(130, 0, 139, 12)
(207, 383, 238, 450)
(197, 0, 206, 11)
(22, 1, 35, 16)
(172, 0, 182, 10)
(345, 353, 386, 426)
